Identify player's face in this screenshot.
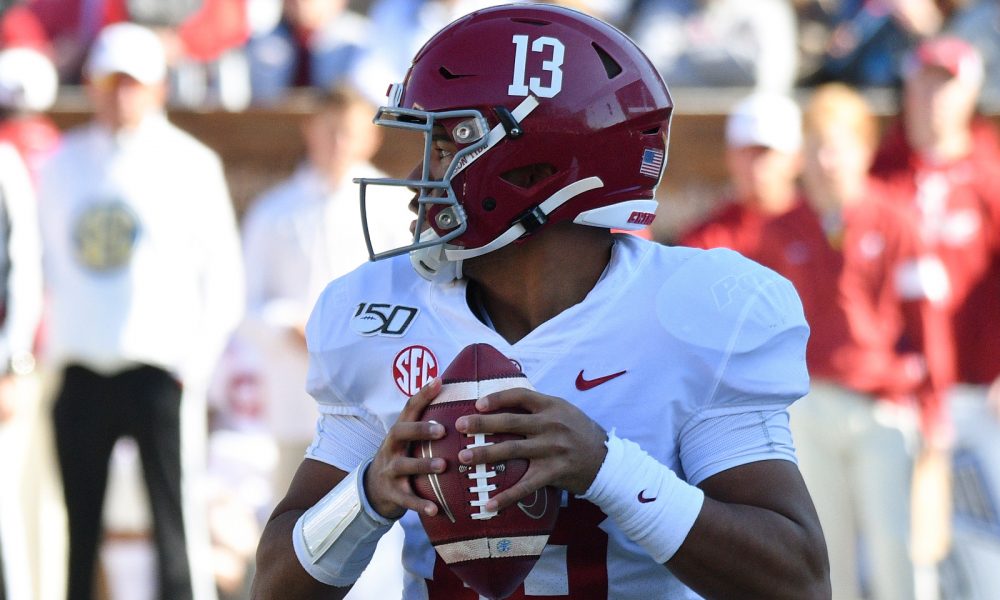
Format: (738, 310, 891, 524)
(904, 66, 979, 149)
(88, 72, 165, 131)
(404, 125, 457, 235)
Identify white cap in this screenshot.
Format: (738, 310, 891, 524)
(0, 47, 58, 111)
(84, 22, 167, 85)
(725, 93, 802, 153)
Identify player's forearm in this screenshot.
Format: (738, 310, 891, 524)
(580, 434, 829, 599)
(667, 498, 830, 599)
(250, 511, 350, 600)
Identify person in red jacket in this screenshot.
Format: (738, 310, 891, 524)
(794, 83, 955, 600)
(682, 84, 954, 599)
(680, 92, 857, 395)
(871, 36, 1000, 600)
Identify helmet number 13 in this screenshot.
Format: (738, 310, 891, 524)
(508, 34, 564, 98)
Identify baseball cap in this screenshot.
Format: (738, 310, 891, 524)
(0, 47, 58, 111)
(725, 93, 802, 153)
(84, 22, 167, 85)
(904, 36, 984, 87)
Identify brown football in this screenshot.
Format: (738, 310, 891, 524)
(409, 343, 560, 600)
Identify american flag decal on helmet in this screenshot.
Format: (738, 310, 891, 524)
(639, 148, 664, 178)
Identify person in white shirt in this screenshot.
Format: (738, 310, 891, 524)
(238, 84, 411, 598)
(241, 84, 412, 495)
(37, 23, 243, 600)
(0, 143, 43, 600)
(251, 5, 829, 599)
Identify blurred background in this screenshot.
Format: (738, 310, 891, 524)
(0, 0, 998, 599)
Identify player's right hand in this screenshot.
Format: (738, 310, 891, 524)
(364, 378, 446, 520)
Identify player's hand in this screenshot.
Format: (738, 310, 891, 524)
(364, 378, 447, 520)
(454, 388, 608, 512)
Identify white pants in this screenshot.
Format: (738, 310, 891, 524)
(0, 373, 67, 600)
(790, 382, 918, 600)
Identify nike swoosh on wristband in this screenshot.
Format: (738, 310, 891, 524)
(637, 490, 656, 503)
(575, 369, 627, 391)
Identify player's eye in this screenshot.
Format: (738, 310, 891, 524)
(433, 143, 455, 161)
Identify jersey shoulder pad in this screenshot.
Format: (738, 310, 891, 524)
(656, 247, 810, 409)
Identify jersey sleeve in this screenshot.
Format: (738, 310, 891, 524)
(305, 412, 386, 472)
(304, 276, 356, 409)
(303, 273, 393, 470)
(704, 268, 810, 411)
(663, 249, 810, 484)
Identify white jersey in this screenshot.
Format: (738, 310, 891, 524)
(304, 234, 810, 599)
(38, 114, 244, 384)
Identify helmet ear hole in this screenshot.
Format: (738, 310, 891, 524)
(499, 163, 557, 189)
(482, 198, 497, 211)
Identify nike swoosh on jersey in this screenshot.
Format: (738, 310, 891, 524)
(638, 489, 656, 504)
(575, 369, 627, 391)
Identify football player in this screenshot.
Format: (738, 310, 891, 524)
(252, 5, 830, 599)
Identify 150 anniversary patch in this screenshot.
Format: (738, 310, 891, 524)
(350, 302, 419, 337)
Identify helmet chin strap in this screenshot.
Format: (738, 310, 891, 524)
(445, 176, 605, 262)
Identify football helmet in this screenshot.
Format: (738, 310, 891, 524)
(356, 4, 673, 281)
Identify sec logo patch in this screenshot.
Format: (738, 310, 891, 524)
(73, 201, 140, 271)
(393, 345, 438, 396)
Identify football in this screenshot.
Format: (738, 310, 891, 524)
(410, 343, 560, 600)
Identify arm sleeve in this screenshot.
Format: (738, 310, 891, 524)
(305, 411, 386, 473)
(680, 407, 796, 486)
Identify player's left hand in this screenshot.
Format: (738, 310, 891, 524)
(454, 388, 608, 512)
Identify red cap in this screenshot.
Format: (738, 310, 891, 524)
(905, 36, 984, 86)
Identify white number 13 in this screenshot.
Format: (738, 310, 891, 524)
(508, 35, 564, 98)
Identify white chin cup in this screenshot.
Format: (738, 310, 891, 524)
(410, 229, 463, 283)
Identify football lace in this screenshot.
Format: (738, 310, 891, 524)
(465, 433, 499, 520)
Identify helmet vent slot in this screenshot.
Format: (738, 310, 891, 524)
(592, 43, 622, 79)
(642, 126, 661, 135)
(438, 66, 472, 80)
(500, 164, 557, 189)
(510, 17, 549, 26)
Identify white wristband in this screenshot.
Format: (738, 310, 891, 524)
(292, 460, 394, 586)
(579, 431, 704, 563)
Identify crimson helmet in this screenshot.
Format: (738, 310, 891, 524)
(357, 3, 673, 281)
